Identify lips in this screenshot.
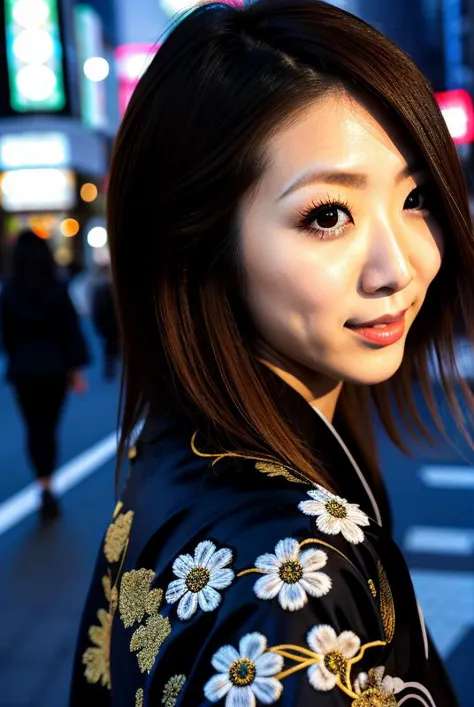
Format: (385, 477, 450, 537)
(346, 309, 408, 328)
(345, 309, 407, 346)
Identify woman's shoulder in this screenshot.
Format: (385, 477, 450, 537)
(118, 421, 385, 579)
(120, 426, 371, 555)
(72, 417, 454, 707)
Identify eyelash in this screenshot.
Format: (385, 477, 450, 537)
(297, 195, 353, 240)
(296, 186, 433, 241)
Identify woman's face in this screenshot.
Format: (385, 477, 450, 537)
(238, 91, 443, 387)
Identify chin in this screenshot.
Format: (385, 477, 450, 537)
(337, 345, 406, 386)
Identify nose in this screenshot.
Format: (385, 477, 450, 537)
(359, 219, 414, 296)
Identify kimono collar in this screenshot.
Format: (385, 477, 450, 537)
(257, 364, 383, 524)
(140, 363, 384, 525)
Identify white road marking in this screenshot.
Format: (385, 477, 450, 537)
(411, 570, 474, 658)
(0, 432, 117, 537)
(419, 465, 474, 489)
(404, 526, 474, 555)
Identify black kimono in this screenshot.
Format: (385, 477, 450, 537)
(70, 371, 458, 707)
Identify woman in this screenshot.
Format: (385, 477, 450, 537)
(70, 1, 474, 704)
(1, 230, 89, 520)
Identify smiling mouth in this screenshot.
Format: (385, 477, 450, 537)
(345, 309, 408, 346)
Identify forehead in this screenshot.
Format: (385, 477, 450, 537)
(259, 90, 417, 193)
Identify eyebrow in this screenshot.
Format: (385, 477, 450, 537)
(278, 161, 424, 200)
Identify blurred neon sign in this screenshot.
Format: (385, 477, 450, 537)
(160, 0, 243, 14)
(115, 44, 158, 116)
(435, 89, 474, 144)
(4, 0, 66, 112)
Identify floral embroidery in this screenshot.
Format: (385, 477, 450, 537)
(118, 568, 171, 674)
(306, 625, 360, 691)
(251, 537, 332, 611)
(104, 508, 134, 563)
(352, 691, 397, 706)
(119, 569, 163, 628)
(354, 666, 404, 697)
(162, 674, 186, 706)
(82, 609, 112, 688)
(299, 485, 370, 544)
(135, 688, 144, 707)
(82, 575, 117, 688)
(378, 562, 396, 643)
(204, 632, 284, 705)
(255, 461, 303, 484)
(130, 612, 172, 673)
(112, 501, 123, 519)
(204, 626, 391, 705)
(191, 431, 305, 482)
(166, 540, 234, 621)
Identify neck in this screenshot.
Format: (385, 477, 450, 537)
(258, 351, 343, 423)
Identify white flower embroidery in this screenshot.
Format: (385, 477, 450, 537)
(253, 537, 332, 611)
(204, 632, 284, 705)
(165, 540, 234, 621)
(298, 485, 370, 544)
(354, 666, 405, 696)
(306, 624, 360, 691)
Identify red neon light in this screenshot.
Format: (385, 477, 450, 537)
(435, 88, 474, 144)
(115, 44, 159, 116)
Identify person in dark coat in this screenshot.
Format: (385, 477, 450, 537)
(0, 230, 90, 521)
(91, 263, 121, 381)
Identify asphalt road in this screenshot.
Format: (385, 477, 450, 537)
(0, 323, 473, 706)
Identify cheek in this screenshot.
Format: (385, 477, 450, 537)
(414, 221, 444, 284)
(242, 231, 350, 321)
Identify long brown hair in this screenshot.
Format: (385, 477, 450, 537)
(108, 0, 474, 491)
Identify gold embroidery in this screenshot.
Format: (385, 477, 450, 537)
(130, 612, 172, 673)
(368, 579, 377, 598)
(255, 461, 303, 484)
(377, 562, 395, 643)
(118, 568, 171, 674)
(135, 688, 144, 707)
(112, 501, 123, 519)
(102, 574, 119, 613)
(191, 432, 307, 482)
(352, 688, 397, 706)
(119, 568, 163, 628)
(162, 674, 186, 706)
(298, 537, 359, 574)
(82, 574, 118, 689)
(128, 445, 138, 460)
(104, 510, 134, 563)
(82, 609, 112, 688)
(324, 650, 349, 681)
(270, 638, 387, 700)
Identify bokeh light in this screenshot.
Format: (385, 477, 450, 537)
(83, 57, 110, 82)
(80, 183, 98, 203)
(87, 226, 107, 248)
(16, 64, 57, 102)
(60, 218, 80, 237)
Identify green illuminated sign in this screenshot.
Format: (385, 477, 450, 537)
(4, 0, 66, 112)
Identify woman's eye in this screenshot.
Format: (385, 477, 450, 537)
(314, 205, 347, 229)
(305, 205, 351, 237)
(404, 186, 429, 211)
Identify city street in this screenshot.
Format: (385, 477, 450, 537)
(1, 324, 473, 706)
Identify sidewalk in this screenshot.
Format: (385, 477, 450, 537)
(0, 459, 115, 707)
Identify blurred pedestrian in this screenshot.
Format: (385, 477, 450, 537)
(0, 230, 90, 521)
(91, 263, 120, 381)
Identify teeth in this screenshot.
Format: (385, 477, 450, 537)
(372, 323, 388, 328)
